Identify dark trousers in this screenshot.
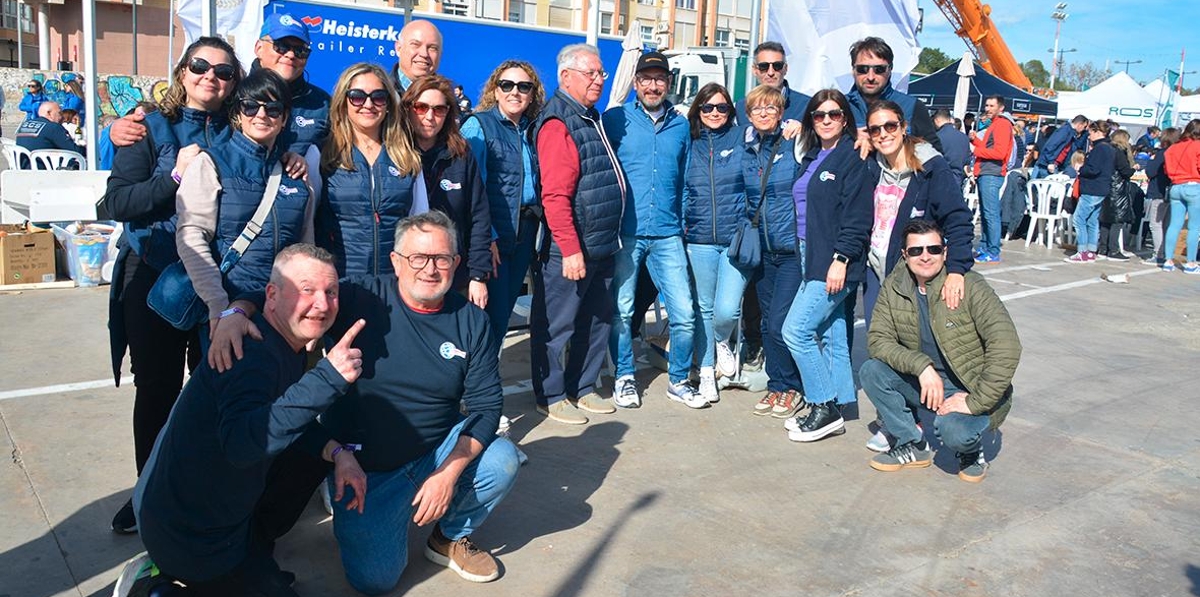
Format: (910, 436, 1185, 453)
(1097, 222, 1130, 256)
(530, 251, 615, 405)
(756, 251, 804, 393)
(122, 255, 199, 474)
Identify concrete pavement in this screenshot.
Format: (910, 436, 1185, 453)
(1, 240, 1199, 597)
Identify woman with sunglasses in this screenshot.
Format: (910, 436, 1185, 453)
(101, 36, 243, 535)
(318, 62, 427, 277)
(682, 82, 746, 403)
(176, 68, 314, 354)
(779, 89, 873, 444)
(403, 74, 492, 307)
(460, 60, 545, 348)
(741, 84, 806, 420)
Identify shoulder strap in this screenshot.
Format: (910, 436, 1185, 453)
(229, 162, 284, 257)
(750, 136, 783, 226)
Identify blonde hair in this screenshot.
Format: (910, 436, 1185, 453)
(1069, 150, 1086, 168)
(1110, 129, 1135, 165)
(474, 60, 545, 120)
(321, 62, 421, 177)
(744, 85, 784, 114)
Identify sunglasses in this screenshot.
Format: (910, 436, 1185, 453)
(867, 121, 902, 137)
(410, 102, 450, 118)
(700, 103, 731, 114)
(854, 64, 889, 75)
(904, 244, 945, 257)
(238, 99, 284, 119)
(188, 57, 237, 81)
(272, 40, 312, 59)
(812, 109, 845, 122)
(755, 61, 786, 72)
(347, 88, 390, 107)
(497, 79, 534, 94)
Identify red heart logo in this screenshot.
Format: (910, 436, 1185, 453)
(302, 15, 322, 26)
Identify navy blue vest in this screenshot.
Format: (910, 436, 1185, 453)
(742, 128, 799, 254)
(125, 108, 231, 271)
(534, 89, 624, 259)
(473, 107, 537, 255)
(318, 148, 418, 277)
(210, 133, 310, 298)
(684, 123, 746, 245)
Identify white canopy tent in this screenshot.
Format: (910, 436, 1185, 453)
(1055, 72, 1161, 130)
(1177, 94, 1200, 125)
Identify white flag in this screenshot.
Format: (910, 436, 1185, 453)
(176, 0, 267, 71)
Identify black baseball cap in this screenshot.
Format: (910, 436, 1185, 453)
(636, 51, 669, 74)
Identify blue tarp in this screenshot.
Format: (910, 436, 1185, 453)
(908, 59, 1057, 117)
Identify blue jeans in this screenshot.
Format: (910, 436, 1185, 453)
(756, 250, 805, 392)
(1073, 193, 1106, 252)
(610, 236, 695, 383)
(1165, 182, 1200, 262)
(686, 243, 750, 368)
(976, 174, 1004, 256)
(484, 220, 537, 349)
(859, 358, 990, 453)
(330, 419, 521, 595)
(782, 280, 855, 405)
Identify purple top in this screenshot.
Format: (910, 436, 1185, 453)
(791, 147, 834, 241)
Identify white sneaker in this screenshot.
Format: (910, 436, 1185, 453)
(698, 371, 719, 404)
(715, 341, 737, 378)
(613, 376, 642, 409)
(667, 381, 709, 409)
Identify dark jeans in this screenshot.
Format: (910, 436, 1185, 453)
(122, 254, 199, 473)
(484, 217, 538, 348)
(859, 358, 990, 454)
(1097, 222, 1130, 256)
(756, 251, 804, 393)
(530, 250, 615, 405)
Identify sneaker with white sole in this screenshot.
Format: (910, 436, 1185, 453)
(698, 371, 719, 404)
(613, 376, 642, 409)
(667, 381, 709, 409)
(770, 389, 804, 419)
(424, 526, 501, 583)
(752, 391, 777, 415)
(715, 341, 737, 378)
(112, 551, 174, 597)
(786, 402, 845, 442)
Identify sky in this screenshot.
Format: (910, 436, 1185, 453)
(914, 0, 1200, 87)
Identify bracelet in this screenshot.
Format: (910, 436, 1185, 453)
(171, 169, 182, 184)
(330, 443, 361, 461)
(218, 306, 247, 320)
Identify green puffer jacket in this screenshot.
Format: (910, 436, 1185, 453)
(867, 266, 1022, 429)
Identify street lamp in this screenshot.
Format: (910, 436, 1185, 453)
(1049, 3, 1068, 90)
(1114, 59, 1143, 74)
(1048, 47, 1077, 90)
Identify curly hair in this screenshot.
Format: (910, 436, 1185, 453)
(473, 60, 545, 121)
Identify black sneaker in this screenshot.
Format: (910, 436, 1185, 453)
(1106, 252, 1129, 261)
(957, 451, 988, 483)
(113, 552, 178, 597)
(786, 401, 845, 442)
(743, 342, 765, 371)
(112, 498, 138, 534)
(870, 439, 933, 472)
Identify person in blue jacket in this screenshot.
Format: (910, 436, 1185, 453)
(18, 79, 47, 120)
(780, 89, 873, 444)
(14, 100, 86, 165)
(462, 60, 544, 349)
(1033, 114, 1089, 179)
(682, 82, 748, 404)
(1066, 121, 1116, 263)
(100, 36, 242, 536)
(844, 37, 943, 154)
(742, 84, 806, 420)
(318, 62, 428, 278)
(405, 74, 492, 306)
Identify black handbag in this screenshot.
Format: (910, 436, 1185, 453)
(148, 163, 283, 330)
(728, 136, 781, 270)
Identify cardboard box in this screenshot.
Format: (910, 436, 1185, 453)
(0, 224, 57, 285)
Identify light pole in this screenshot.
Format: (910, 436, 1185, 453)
(1049, 3, 1067, 90)
(1048, 47, 1077, 90)
(1114, 59, 1142, 74)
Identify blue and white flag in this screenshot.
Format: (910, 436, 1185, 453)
(767, 0, 922, 95)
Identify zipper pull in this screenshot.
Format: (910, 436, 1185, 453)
(375, 211, 380, 224)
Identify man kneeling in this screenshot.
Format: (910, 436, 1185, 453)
(117, 244, 366, 596)
(862, 220, 1021, 482)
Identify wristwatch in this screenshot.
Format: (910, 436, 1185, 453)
(832, 252, 850, 264)
(470, 274, 489, 282)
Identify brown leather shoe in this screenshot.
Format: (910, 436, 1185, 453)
(424, 527, 501, 583)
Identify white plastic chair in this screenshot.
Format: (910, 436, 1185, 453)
(1025, 179, 1071, 248)
(963, 175, 979, 226)
(31, 149, 86, 171)
(1, 138, 33, 170)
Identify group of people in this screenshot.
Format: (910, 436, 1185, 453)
(102, 15, 1023, 597)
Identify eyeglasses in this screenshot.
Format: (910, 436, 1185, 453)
(755, 61, 786, 72)
(867, 121, 903, 137)
(271, 39, 312, 59)
(396, 252, 455, 270)
(497, 79, 534, 94)
(635, 74, 669, 86)
(347, 88, 390, 107)
(904, 244, 945, 257)
(750, 105, 780, 115)
(409, 102, 450, 118)
(854, 64, 889, 75)
(811, 109, 844, 122)
(700, 103, 731, 114)
(238, 99, 284, 119)
(188, 57, 237, 81)
(567, 67, 608, 81)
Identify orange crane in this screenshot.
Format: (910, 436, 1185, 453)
(932, 0, 1034, 90)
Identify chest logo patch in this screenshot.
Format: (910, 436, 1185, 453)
(388, 166, 401, 177)
(439, 341, 467, 360)
(294, 115, 315, 128)
(719, 148, 735, 158)
(440, 179, 462, 191)
(773, 153, 784, 164)
(819, 171, 836, 182)
(278, 185, 299, 195)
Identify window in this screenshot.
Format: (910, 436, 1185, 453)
(600, 12, 612, 34)
(734, 37, 749, 51)
(442, 0, 468, 16)
(676, 0, 695, 9)
(715, 29, 731, 47)
(2, 0, 33, 33)
(640, 24, 655, 44)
